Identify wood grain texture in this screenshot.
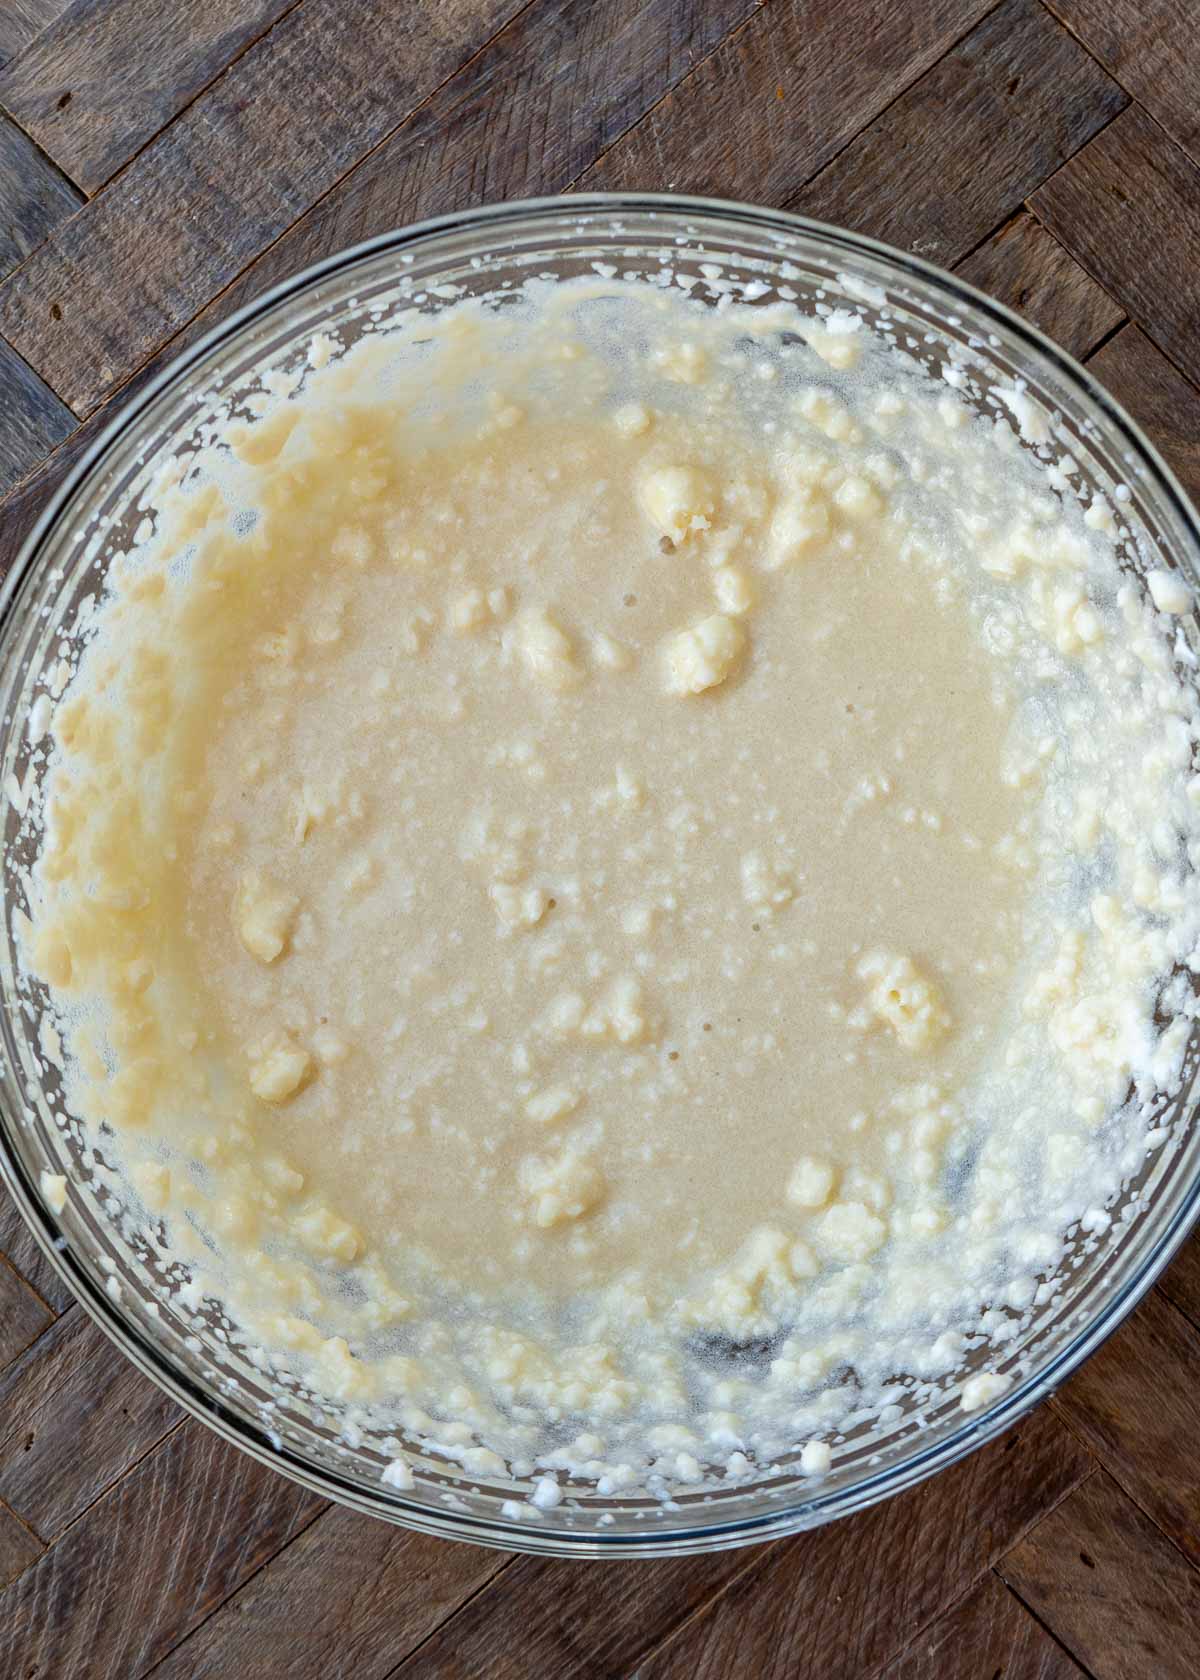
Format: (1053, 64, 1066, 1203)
(0, 1183, 74, 1311)
(152, 1504, 510, 1680)
(878, 1574, 1085, 1680)
(1045, 0, 1200, 164)
(130, 0, 766, 345)
(0, 0, 300, 194)
(0, 0, 71, 70)
(0, 387, 103, 574)
(0, 0, 525, 415)
(0, 1420, 325, 1680)
(1085, 321, 1200, 506)
(1031, 105, 1200, 388)
(584, 0, 995, 201)
(0, 331, 73, 494)
(0, 1253, 52, 1374)
(0, 1308, 180, 1537)
(955, 211, 1124, 360)
(0, 1499, 42, 1589)
(0, 106, 81, 280)
(1051, 1291, 1200, 1572)
(999, 1471, 1200, 1680)
(796, 0, 1127, 267)
(633, 1410, 1090, 1680)
(392, 1536, 765, 1679)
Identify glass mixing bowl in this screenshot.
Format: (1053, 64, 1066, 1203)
(2, 195, 1199, 1558)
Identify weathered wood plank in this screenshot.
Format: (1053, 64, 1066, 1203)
(0, 106, 81, 280)
(153, 0, 765, 342)
(0, 1499, 42, 1590)
(151, 1504, 510, 1680)
(0, 1419, 325, 1680)
(5, 0, 758, 206)
(0, 0, 70, 71)
(0, 1253, 53, 1375)
(0, 332, 73, 495)
(955, 211, 1124, 360)
(0, 0, 525, 415)
(419, 1410, 1089, 1680)
(878, 1573, 1085, 1680)
(392, 1534, 765, 1680)
(0, 1308, 180, 1538)
(0, 0, 299, 194)
(1045, 0, 1200, 166)
(584, 0, 996, 203)
(0, 1184, 74, 1311)
(1085, 321, 1200, 507)
(795, 0, 1127, 268)
(0, 391, 97, 577)
(1051, 1291, 1200, 1572)
(999, 1470, 1200, 1680)
(1031, 105, 1200, 389)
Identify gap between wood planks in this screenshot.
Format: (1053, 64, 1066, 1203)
(0, 1494, 41, 1549)
(1039, 0, 1200, 172)
(1075, 314, 1125, 360)
(986, 1571, 1100, 1680)
(628, 1462, 1100, 1680)
(138, 1492, 332, 1680)
(0, 97, 78, 198)
(1047, 1336, 1200, 1579)
(578, 0, 1006, 204)
(1025, 100, 1200, 396)
(0, 0, 310, 197)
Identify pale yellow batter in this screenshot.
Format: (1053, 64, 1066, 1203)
(185, 402, 1029, 1302)
(24, 279, 1200, 1490)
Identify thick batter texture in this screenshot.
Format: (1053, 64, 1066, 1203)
(24, 279, 1200, 1495)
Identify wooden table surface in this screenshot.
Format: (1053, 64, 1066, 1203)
(1, 1, 1199, 1674)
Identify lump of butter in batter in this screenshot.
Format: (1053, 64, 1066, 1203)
(638, 465, 714, 544)
(816, 1199, 889, 1260)
(579, 975, 651, 1046)
(490, 882, 550, 936)
(713, 565, 756, 616)
(234, 870, 298, 964)
(765, 489, 830, 568)
(525, 1085, 581, 1126)
(855, 950, 952, 1050)
(507, 608, 581, 691)
(519, 1148, 606, 1228)
(663, 614, 745, 695)
(787, 1156, 836, 1208)
(247, 1030, 313, 1102)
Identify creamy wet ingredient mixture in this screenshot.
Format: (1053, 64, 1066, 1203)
(24, 277, 1200, 1493)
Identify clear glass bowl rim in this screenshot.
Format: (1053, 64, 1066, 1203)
(2, 191, 1199, 1559)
